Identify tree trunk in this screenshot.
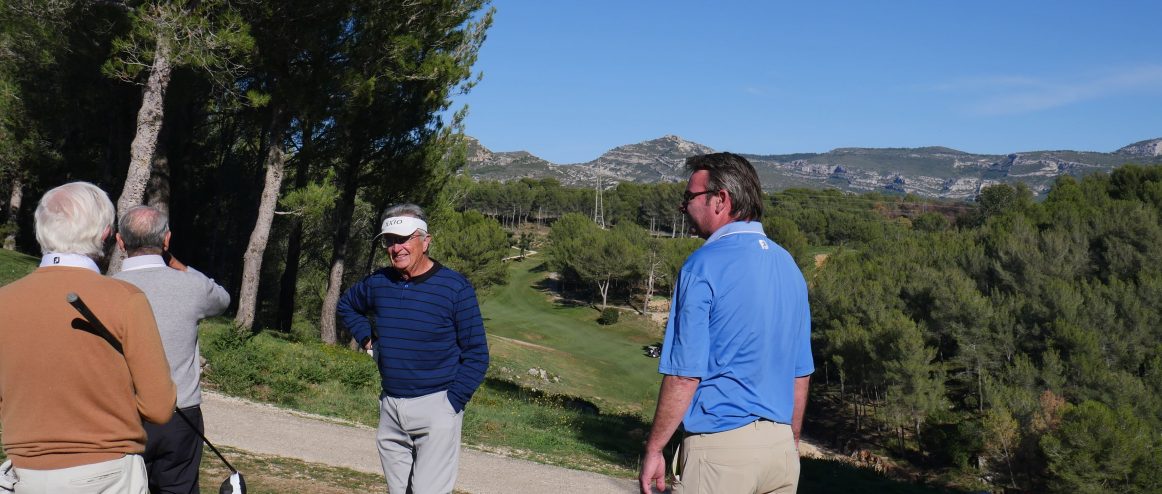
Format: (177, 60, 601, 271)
(109, 34, 173, 274)
(145, 140, 171, 215)
(3, 176, 23, 250)
(642, 253, 659, 317)
(598, 276, 610, 309)
(977, 360, 984, 414)
(276, 120, 313, 333)
(234, 109, 289, 330)
(915, 416, 922, 453)
(319, 155, 362, 344)
(275, 193, 306, 333)
(319, 252, 347, 344)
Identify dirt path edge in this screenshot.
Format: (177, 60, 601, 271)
(200, 391, 637, 494)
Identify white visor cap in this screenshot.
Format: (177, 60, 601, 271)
(380, 216, 428, 237)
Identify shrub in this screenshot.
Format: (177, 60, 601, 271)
(597, 308, 619, 325)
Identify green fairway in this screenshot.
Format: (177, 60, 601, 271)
(0, 249, 37, 285)
(480, 259, 663, 414)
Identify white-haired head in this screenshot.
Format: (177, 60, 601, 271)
(34, 182, 115, 258)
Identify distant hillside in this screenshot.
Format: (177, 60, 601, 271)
(464, 136, 1162, 199)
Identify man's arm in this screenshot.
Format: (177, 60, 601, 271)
(336, 278, 374, 347)
(448, 283, 488, 412)
(181, 264, 230, 317)
(792, 375, 810, 448)
(639, 374, 699, 494)
(164, 252, 188, 271)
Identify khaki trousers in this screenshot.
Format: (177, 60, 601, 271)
(12, 454, 148, 494)
(673, 421, 799, 494)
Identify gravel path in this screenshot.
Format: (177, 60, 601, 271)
(200, 391, 638, 494)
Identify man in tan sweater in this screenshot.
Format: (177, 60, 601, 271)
(0, 182, 176, 493)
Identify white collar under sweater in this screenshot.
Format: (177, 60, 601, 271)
(39, 253, 100, 273)
(120, 255, 167, 272)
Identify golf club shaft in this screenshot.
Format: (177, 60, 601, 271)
(66, 293, 237, 473)
(173, 407, 237, 474)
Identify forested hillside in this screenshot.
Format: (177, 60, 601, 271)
(460, 167, 1162, 493)
(805, 166, 1162, 492)
(4, 3, 1160, 491)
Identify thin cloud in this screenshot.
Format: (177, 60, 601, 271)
(927, 75, 1045, 92)
(934, 66, 1162, 116)
(744, 86, 770, 96)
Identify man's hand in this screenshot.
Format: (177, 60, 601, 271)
(164, 252, 188, 271)
(640, 375, 698, 493)
(639, 450, 667, 494)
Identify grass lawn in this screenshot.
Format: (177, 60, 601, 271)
(480, 259, 663, 414)
(197, 446, 390, 494)
(0, 248, 964, 492)
(197, 257, 667, 477)
(0, 249, 37, 285)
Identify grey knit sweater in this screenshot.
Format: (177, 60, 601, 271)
(113, 255, 230, 408)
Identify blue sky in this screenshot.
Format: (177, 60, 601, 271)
(453, 1, 1162, 164)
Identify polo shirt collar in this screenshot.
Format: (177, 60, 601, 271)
(39, 253, 100, 273)
(385, 260, 443, 284)
(705, 221, 765, 245)
(121, 254, 167, 272)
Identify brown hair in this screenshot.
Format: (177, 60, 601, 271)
(685, 152, 764, 221)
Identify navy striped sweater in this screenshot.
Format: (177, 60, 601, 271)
(337, 261, 489, 412)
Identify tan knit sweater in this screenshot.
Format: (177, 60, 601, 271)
(0, 266, 176, 469)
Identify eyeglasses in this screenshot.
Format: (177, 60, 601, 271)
(380, 233, 424, 248)
(679, 189, 717, 210)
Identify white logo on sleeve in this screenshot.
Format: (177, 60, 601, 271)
(758, 239, 769, 250)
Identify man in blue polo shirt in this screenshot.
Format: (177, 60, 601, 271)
(337, 203, 489, 494)
(640, 153, 813, 494)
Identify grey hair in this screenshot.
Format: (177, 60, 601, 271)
(118, 205, 169, 255)
(383, 203, 428, 234)
(34, 182, 115, 257)
(685, 152, 764, 221)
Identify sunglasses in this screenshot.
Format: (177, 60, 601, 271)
(680, 189, 717, 209)
(380, 233, 425, 248)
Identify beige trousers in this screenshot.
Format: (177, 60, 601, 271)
(12, 454, 147, 494)
(673, 421, 799, 494)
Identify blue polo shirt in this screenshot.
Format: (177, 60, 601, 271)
(658, 221, 813, 433)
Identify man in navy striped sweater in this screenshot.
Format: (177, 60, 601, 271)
(337, 203, 489, 494)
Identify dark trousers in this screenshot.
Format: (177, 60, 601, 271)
(143, 405, 204, 494)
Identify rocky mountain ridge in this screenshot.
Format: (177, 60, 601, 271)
(464, 136, 1162, 199)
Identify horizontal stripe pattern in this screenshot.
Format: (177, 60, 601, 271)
(337, 262, 489, 412)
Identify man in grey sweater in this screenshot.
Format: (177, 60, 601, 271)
(113, 205, 231, 494)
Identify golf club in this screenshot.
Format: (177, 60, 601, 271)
(66, 292, 247, 494)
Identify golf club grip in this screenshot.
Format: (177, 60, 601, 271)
(66, 292, 124, 355)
